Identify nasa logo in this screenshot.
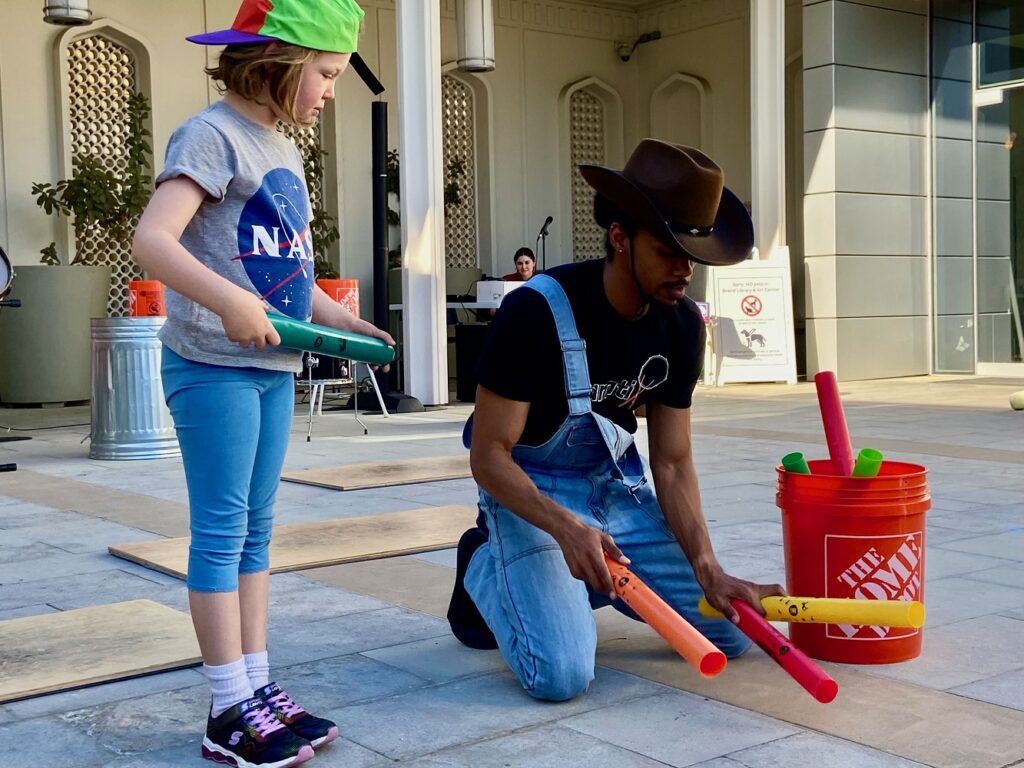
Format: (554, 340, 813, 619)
(235, 168, 314, 319)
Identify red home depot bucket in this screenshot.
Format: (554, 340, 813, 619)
(777, 459, 928, 664)
(317, 278, 359, 317)
(129, 280, 165, 317)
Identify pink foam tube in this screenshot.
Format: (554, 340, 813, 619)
(814, 371, 854, 476)
(732, 600, 839, 704)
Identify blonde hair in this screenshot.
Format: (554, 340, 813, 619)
(206, 43, 319, 126)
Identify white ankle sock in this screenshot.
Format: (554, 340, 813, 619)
(244, 650, 270, 690)
(204, 658, 254, 717)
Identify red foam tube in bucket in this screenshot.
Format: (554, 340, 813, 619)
(814, 371, 854, 476)
(731, 600, 838, 703)
(605, 555, 726, 678)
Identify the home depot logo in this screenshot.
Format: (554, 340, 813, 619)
(825, 532, 923, 640)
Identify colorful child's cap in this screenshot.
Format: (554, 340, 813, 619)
(187, 0, 364, 54)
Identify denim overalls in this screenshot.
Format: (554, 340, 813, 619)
(464, 275, 749, 701)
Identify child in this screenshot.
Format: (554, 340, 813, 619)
(132, 1, 393, 765)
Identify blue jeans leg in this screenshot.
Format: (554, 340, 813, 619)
(162, 349, 293, 593)
(595, 473, 751, 659)
(465, 463, 750, 703)
(465, 478, 599, 701)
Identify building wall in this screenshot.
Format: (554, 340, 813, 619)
(0, 0, 216, 268)
(803, 0, 931, 380)
(0, 0, 752, 326)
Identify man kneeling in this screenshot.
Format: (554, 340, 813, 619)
(447, 140, 784, 701)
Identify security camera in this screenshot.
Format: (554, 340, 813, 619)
(615, 31, 661, 63)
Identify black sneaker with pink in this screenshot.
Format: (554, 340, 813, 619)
(255, 682, 339, 749)
(202, 696, 313, 768)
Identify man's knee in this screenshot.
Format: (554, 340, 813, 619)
(525, 659, 594, 702)
(716, 627, 752, 659)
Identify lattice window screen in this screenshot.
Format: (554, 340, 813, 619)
(280, 122, 323, 214)
(442, 75, 478, 269)
(570, 89, 606, 262)
(67, 35, 143, 316)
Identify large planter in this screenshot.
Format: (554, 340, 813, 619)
(0, 264, 111, 405)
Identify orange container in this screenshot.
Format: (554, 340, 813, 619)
(129, 280, 165, 317)
(317, 278, 359, 317)
(780, 459, 928, 491)
(777, 460, 928, 664)
(777, 487, 930, 506)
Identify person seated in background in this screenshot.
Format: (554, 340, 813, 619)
(502, 247, 537, 282)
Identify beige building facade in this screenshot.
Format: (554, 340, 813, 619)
(2, 1, 1016, 404)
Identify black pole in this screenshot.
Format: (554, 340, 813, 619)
(344, 56, 422, 412)
(372, 101, 388, 333)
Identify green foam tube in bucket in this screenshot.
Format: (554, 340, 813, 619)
(268, 314, 395, 366)
(852, 448, 883, 478)
(782, 452, 811, 475)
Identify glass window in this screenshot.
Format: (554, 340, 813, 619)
(977, 1, 1024, 87)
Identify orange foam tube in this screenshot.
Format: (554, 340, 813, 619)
(731, 600, 839, 703)
(604, 555, 726, 678)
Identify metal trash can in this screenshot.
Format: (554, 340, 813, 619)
(90, 317, 179, 460)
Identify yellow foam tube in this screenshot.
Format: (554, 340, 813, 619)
(698, 596, 925, 628)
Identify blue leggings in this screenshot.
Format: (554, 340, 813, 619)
(161, 347, 294, 593)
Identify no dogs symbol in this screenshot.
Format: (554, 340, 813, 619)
(741, 295, 762, 317)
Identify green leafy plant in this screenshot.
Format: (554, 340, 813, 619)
(301, 145, 341, 279)
(32, 92, 153, 265)
(444, 158, 465, 209)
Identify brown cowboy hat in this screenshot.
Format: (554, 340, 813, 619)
(579, 139, 753, 266)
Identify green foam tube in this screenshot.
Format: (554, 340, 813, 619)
(851, 448, 883, 477)
(268, 314, 395, 366)
(782, 451, 811, 475)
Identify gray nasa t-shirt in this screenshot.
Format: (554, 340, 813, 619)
(156, 101, 313, 372)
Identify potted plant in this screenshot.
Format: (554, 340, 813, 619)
(0, 92, 152, 406)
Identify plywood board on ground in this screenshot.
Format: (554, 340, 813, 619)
(0, 600, 200, 703)
(281, 455, 471, 490)
(108, 505, 475, 580)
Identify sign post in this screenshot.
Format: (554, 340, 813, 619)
(707, 248, 797, 385)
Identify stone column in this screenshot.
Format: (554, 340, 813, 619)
(397, 0, 449, 404)
(751, 0, 786, 258)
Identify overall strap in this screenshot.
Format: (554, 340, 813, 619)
(522, 275, 591, 416)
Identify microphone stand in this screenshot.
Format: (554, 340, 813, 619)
(535, 229, 549, 272)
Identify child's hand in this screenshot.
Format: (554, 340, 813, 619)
(220, 291, 280, 350)
(366, 325, 396, 347)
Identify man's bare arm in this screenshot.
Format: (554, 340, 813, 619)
(646, 399, 783, 621)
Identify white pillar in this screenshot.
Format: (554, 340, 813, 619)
(397, 0, 448, 405)
(750, 0, 786, 259)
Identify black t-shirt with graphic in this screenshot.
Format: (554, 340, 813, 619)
(476, 259, 706, 446)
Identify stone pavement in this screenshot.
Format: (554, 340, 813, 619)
(1, 375, 1023, 767)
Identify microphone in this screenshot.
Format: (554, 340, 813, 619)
(538, 216, 553, 238)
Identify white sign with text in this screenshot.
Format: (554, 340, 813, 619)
(708, 251, 797, 385)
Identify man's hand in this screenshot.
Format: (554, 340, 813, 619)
(698, 565, 785, 624)
(219, 291, 280, 350)
(551, 517, 630, 600)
